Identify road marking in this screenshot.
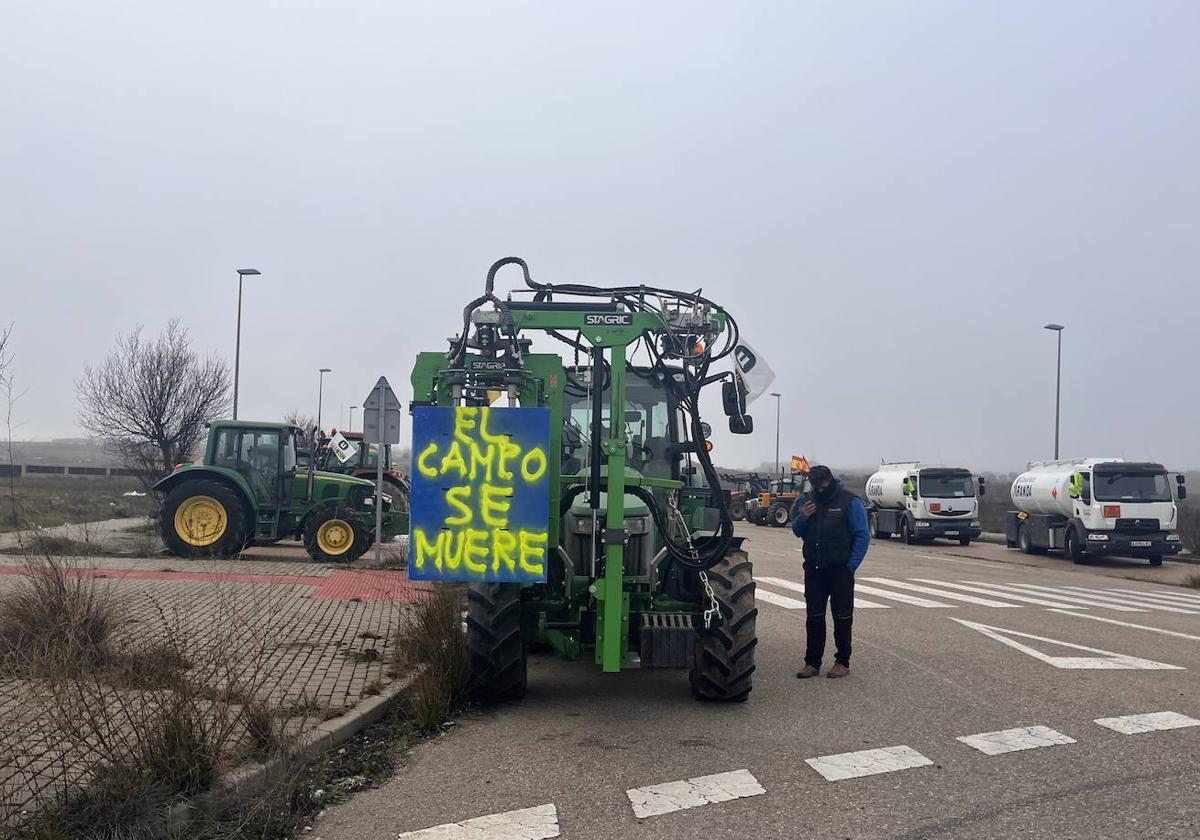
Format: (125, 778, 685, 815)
(754, 589, 806, 610)
(626, 769, 765, 818)
(397, 804, 559, 839)
(915, 553, 998, 569)
(956, 725, 1076, 756)
(756, 576, 889, 608)
(910, 579, 1088, 609)
(852, 582, 955, 608)
(805, 745, 933, 782)
(1104, 588, 1200, 606)
(963, 582, 1149, 612)
(1052, 586, 1200, 615)
(1093, 711, 1200, 735)
(1048, 609, 1200, 641)
(950, 618, 1184, 670)
(862, 577, 1020, 608)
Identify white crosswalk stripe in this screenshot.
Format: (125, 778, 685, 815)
(908, 579, 1088, 609)
(756, 576, 890, 608)
(626, 769, 765, 818)
(961, 582, 1150, 612)
(861, 577, 1020, 608)
(752, 574, 1200, 614)
(396, 804, 559, 839)
(805, 745, 933, 781)
(956, 725, 1076, 756)
(1054, 586, 1200, 614)
(1093, 711, 1200, 735)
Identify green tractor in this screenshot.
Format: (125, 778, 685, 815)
(410, 258, 758, 701)
(156, 420, 407, 563)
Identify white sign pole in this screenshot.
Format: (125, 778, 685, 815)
(375, 382, 384, 567)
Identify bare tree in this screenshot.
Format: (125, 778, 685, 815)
(283, 411, 318, 438)
(1, 323, 22, 528)
(76, 321, 231, 479)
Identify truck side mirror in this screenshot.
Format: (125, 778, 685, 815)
(978, 477, 987, 496)
(729, 415, 753, 434)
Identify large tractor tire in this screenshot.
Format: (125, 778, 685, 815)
(690, 550, 757, 702)
(769, 503, 791, 528)
(304, 508, 370, 563)
(160, 479, 251, 558)
(466, 584, 527, 702)
(729, 499, 747, 522)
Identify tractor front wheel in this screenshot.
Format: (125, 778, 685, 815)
(690, 549, 757, 702)
(769, 504, 791, 528)
(304, 509, 369, 563)
(466, 584, 527, 702)
(160, 479, 250, 558)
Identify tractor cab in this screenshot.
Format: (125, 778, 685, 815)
(317, 430, 411, 509)
(155, 420, 407, 563)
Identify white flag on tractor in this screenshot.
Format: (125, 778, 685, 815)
(733, 339, 776, 405)
(328, 431, 359, 464)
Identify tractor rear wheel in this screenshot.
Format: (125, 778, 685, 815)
(690, 549, 757, 702)
(304, 508, 370, 563)
(729, 500, 747, 521)
(466, 584, 527, 702)
(160, 479, 250, 558)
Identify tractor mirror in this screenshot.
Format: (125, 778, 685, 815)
(722, 380, 747, 417)
(729, 415, 754, 435)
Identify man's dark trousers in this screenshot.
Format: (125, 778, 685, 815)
(804, 565, 854, 668)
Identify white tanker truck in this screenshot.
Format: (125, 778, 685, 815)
(865, 463, 985, 545)
(1006, 458, 1186, 565)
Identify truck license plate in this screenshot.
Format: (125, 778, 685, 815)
(1132, 540, 1152, 547)
(945, 530, 959, 536)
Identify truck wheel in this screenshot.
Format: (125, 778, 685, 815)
(466, 584, 527, 701)
(304, 508, 369, 563)
(1148, 555, 1163, 567)
(690, 550, 757, 702)
(901, 520, 915, 545)
(1065, 529, 1085, 564)
(959, 537, 972, 547)
(160, 479, 250, 558)
(1017, 524, 1044, 555)
(769, 504, 791, 527)
(730, 500, 747, 521)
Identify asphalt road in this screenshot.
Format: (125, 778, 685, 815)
(318, 525, 1200, 840)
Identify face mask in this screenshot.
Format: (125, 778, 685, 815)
(814, 481, 837, 502)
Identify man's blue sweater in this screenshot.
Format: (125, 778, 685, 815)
(792, 495, 871, 572)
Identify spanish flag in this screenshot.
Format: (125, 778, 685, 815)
(790, 455, 810, 474)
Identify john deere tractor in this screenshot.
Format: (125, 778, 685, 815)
(156, 420, 407, 562)
(410, 258, 758, 702)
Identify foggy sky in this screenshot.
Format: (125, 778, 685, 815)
(3, 1, 1197, 473)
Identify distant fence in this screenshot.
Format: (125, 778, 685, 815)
(0, 464, 158, 479)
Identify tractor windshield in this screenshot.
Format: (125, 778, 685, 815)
(563, 367, 676, 480)
(361, 443, 388, 471)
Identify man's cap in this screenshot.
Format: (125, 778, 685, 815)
(808, 464, 833, 484)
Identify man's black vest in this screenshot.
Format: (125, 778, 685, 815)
(801, 485, 856, 569)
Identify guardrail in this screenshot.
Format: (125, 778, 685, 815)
(0, 464, 157, 479)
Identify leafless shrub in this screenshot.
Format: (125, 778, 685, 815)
(0, 555, 117, 676)
(393, 587, 470, 733)
(76, 320, 231, 484)
(1184, 572, 1200, 590)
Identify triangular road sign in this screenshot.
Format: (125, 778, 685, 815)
(363, 376, 402, 412)
(951, 618, 1184, 670)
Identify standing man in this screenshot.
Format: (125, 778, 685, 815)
(792, 465, 871, 679)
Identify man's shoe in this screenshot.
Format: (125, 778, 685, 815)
(796, 665, 820, 679)
(827, 663, 850, 678)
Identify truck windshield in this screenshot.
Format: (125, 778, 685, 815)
(1093, 472, 1173, 502)
(919, 474, 974, 498)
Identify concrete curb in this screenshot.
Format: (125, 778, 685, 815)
(161, 672, 417, 834)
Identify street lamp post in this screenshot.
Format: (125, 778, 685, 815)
(317, 368, 332, 435)
(349, 405, 358, 433)
(232, 268, 261, 420)
(770, 392, 782, 476)
(1044, 324, 1064, 459)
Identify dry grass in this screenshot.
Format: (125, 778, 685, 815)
(0, 555, 117, 676)
(392, 587, 470, 733)
(0, 475, 157, 533)
(1184, 572, 1200, 590)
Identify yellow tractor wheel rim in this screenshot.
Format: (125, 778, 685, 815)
(174, 495, 228, 547)
(317, 519, 354, 555)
